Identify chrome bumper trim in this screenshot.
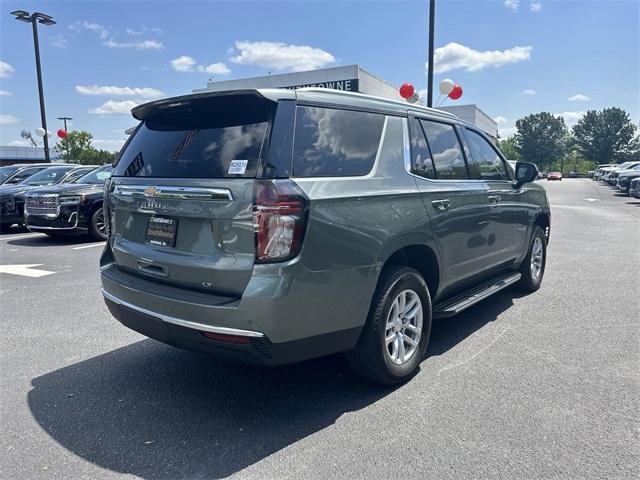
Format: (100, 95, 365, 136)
(101, 288, 265, 338)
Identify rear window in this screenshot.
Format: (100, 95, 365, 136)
(113, 103, 272, 178)
(292, 106, 385, 177)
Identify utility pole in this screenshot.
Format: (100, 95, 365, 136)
(427, 0, 436, 108)
(58, 116, 72, 132)
(10, 10, 56, 162)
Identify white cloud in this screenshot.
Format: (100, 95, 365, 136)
(89, 100, 139, 115)
(76, 85, 164, 98)
(197, 62, 231, 75)
(0, 89, 11, 96)
(126, 28, 144, 35)
(428, 42, 532, 73)
(499, 126, 517, 138)
(522, 89, 537, 95)
(0, 114, 19, 125)
(529, 2, 542, 12)
(103, 39, 163, 50)
(81, 21, 109, 39)
(230, 40, 335, 72)
(171, 56, 231, 75)
(50, 34, 70, 48)
(171, 56, 197, 72)
(555, 111, 586, 125)
(494, 116, 508, 124)
(504, 0, 520, 11)
(568, 94, 590, 102)
(93, 138, 127, 152)
(0, 61, 15, 78)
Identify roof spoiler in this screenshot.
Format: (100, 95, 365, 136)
(131, 89, 282, 121)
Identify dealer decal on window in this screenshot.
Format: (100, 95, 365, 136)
(228, 160, 248, 175)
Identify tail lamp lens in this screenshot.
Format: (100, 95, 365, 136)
(254, 179, 308, 263)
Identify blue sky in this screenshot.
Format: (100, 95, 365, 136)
(1, 0, 638, 151)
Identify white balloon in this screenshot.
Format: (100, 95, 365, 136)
(439, 79, 455, 95)
(46, 130, 52, 138)
(35, 127, 46, 137)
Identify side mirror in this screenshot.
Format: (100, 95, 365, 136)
(514, 162, 538, 187)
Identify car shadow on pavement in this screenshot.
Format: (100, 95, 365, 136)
(28, 288, 521, 479)
(8, 234, 96, 247)
(0, 225, 28, 235)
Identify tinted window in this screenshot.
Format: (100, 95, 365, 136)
(63, 168, 94, 183)
(6, 167, 46, 184)
(292, 106, 384, 177)
(465, 128, 510, 181)
(76, 165, 112, 184)
(22, 166, 74, 185)
(409, 118, 435, 179)
(0, 166, 20, 183)
(113, 108, 272, 178)
(420, 120, 467, 180)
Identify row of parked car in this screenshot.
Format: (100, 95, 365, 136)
(590, 161, 640, 198)
(0, 162, 112, 239)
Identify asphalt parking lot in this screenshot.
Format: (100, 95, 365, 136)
(1, 178, 639, 479)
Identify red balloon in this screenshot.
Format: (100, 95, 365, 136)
(448, 85, 463, 100)
(57, 129, 68, 139)
(399, 83, 415, 99)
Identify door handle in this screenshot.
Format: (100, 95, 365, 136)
(488, 195, 501, 205)
(431, 199, 451, 211)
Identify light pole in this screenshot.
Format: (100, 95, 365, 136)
(10, 10, 56, 162)
(427, 0, 435, 108)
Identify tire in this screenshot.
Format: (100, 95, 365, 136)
(89, 207, 107, 240)
(517, 226, 547, 292)
(346, 266, 432, 386)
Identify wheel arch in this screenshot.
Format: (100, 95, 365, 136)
(532, 211, 551, 244)
(380, 243, 440, 301)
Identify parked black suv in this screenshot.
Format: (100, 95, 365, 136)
(0, 164, 96, 229)
(25, 165, 112, 239)
(101, 88, 550, 385)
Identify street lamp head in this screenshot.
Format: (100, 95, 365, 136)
(10, 10, 31, 21)
(33, 12, 56, 25)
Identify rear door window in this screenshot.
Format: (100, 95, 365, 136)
(409, 117, 435, 179)
(292, 106, 385, 177)
(113, 107, 272, 178)
(464, 128, 511, 181)
(420, 120, 468, 180)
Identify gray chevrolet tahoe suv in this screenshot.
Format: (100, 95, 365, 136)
(101, 88, 549, 385)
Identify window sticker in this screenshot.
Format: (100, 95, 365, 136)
(228, 159, 248, 175)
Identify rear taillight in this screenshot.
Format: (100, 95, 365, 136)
(254, 179, 308, 263)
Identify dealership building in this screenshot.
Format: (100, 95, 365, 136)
(194, 64, 498, 140)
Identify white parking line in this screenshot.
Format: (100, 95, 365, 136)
(0, 233, 45, 242)
(0, 264, 55, 277)
(72, 242, 105, 250)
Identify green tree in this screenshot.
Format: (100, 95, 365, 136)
(55, 130, 116, 165)
(79, 148, 117, 165)
(498, 136, 521, 160)
(514, 112, 569, 171)
(572, 107, 640, 164)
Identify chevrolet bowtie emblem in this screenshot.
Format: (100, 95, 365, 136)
(144, 186, 158, 196)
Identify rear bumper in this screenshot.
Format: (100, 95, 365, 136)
(100, 242, 378, 364)
(103, 287, 361, 366)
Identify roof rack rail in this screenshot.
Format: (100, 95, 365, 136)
(295, 87, 457, 118)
